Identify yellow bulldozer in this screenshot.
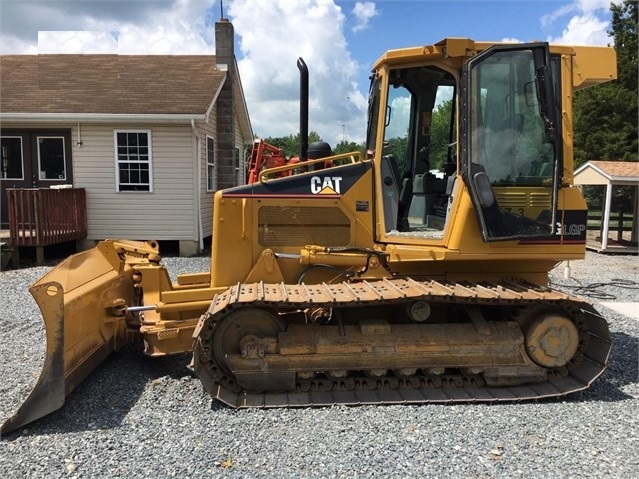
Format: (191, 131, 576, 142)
(2, 38, 617, 434)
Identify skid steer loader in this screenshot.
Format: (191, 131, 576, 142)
(2, 39, 617, 434)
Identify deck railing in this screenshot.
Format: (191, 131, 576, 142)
(7, 188, 87, 265)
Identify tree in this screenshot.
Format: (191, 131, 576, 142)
(333, 140, 366, 157)
(262, 131, 323, 158)
(572, 0, 637, 210)
(429, 98, 454, 171)
(573, 0, 638, 167)
(383, 136, 409, 173)
(611, 0, 638, 95)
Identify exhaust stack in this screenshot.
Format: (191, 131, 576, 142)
(297, 57, 309, 161)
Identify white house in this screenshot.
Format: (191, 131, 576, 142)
(0, 19, 253, 256)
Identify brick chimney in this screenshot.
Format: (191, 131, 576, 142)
(215, 19, 236, 189)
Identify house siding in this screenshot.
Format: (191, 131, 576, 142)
(1, 121, 199, 241)
(73, 123, 197, 240)
(197, 114, 216, 239)
(4, 114, 254, 245)
(574, 167, 609, 185)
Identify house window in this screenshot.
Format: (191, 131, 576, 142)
(235, 147, 243, 184)
(206, 136, 215, 191)
(115, 130, 152, 192)
(37, 136, 66, 180)
(1, 137, 24, 179)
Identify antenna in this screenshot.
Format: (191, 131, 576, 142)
(220, 0, 224, 19)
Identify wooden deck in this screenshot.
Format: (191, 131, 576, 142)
(586, 231, 638, 254)
(5, 188, 87, 266)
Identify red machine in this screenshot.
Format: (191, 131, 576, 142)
(246, 139, 295, 184)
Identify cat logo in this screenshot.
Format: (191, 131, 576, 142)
(311, 176, 343, 195)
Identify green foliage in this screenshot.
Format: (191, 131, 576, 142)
(573, 0, 638, 211)
(262, 133, 367, 163)
(429, 99, 454, 170)
(573, 82, 637, 166)
(333, 140, 366, 157)
(573, 0, 638, 167)
(262, 131, 323, 158)
(611, 0, 638, 94)
(383, 136, 409, 173)
(583, 185, 636, 213)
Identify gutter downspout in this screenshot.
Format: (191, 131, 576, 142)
(192, 119, 204, 252)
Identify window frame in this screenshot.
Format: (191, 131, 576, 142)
(37, 136, 66, 181)
(1, 136, 25, 180)
(206, 135, 216, 192)
(114, 129, 153, 193)
(235, 146, 244, 184)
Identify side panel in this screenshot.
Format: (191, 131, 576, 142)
(210, 161, 375, 287)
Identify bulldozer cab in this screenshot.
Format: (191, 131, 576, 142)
(372, 42, 561, 243)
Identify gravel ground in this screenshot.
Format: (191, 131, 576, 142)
(0, 251, 637, 478)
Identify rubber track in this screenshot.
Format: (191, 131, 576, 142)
(194, 278, 612, 407)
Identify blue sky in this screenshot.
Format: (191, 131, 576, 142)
(0, 0, 616, 147)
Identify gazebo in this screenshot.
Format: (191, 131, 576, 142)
(573, 161, 638, 253)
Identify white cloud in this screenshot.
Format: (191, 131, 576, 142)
(228, 0, 367, 146)
(540, 0, 615, 45)
(547, 14, 611, 45)
(540, 3, 578, 28)
(0, 0, 366, 146)
(351, 1, 379, 33)
(36, 25, 213, 55)
(115, 24, 212, 55)
(541, 0, 612, 26)
(2, 0, 214, 55)
(0, 34, 39, 54)
(575, 0, 614, 13)
(37, 31, 118, 54)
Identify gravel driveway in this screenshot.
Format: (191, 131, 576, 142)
(1, 251, 637, 478)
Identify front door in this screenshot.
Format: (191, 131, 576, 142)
(461, 44, 561, 241)
(0, 129, 73, 228)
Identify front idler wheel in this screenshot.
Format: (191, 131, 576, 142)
(524, 312, 579, 368)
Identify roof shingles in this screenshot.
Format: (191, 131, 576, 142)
(590, 160, 639, 179)
(1, 54, 226, 115)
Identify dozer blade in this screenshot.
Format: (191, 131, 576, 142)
(1, 241, 144, 435)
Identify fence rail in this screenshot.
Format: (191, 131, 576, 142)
(7, 188, 87, 265)
(587, 210, 634, 239)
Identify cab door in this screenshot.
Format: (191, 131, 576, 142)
(460, 44, 561, 241)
